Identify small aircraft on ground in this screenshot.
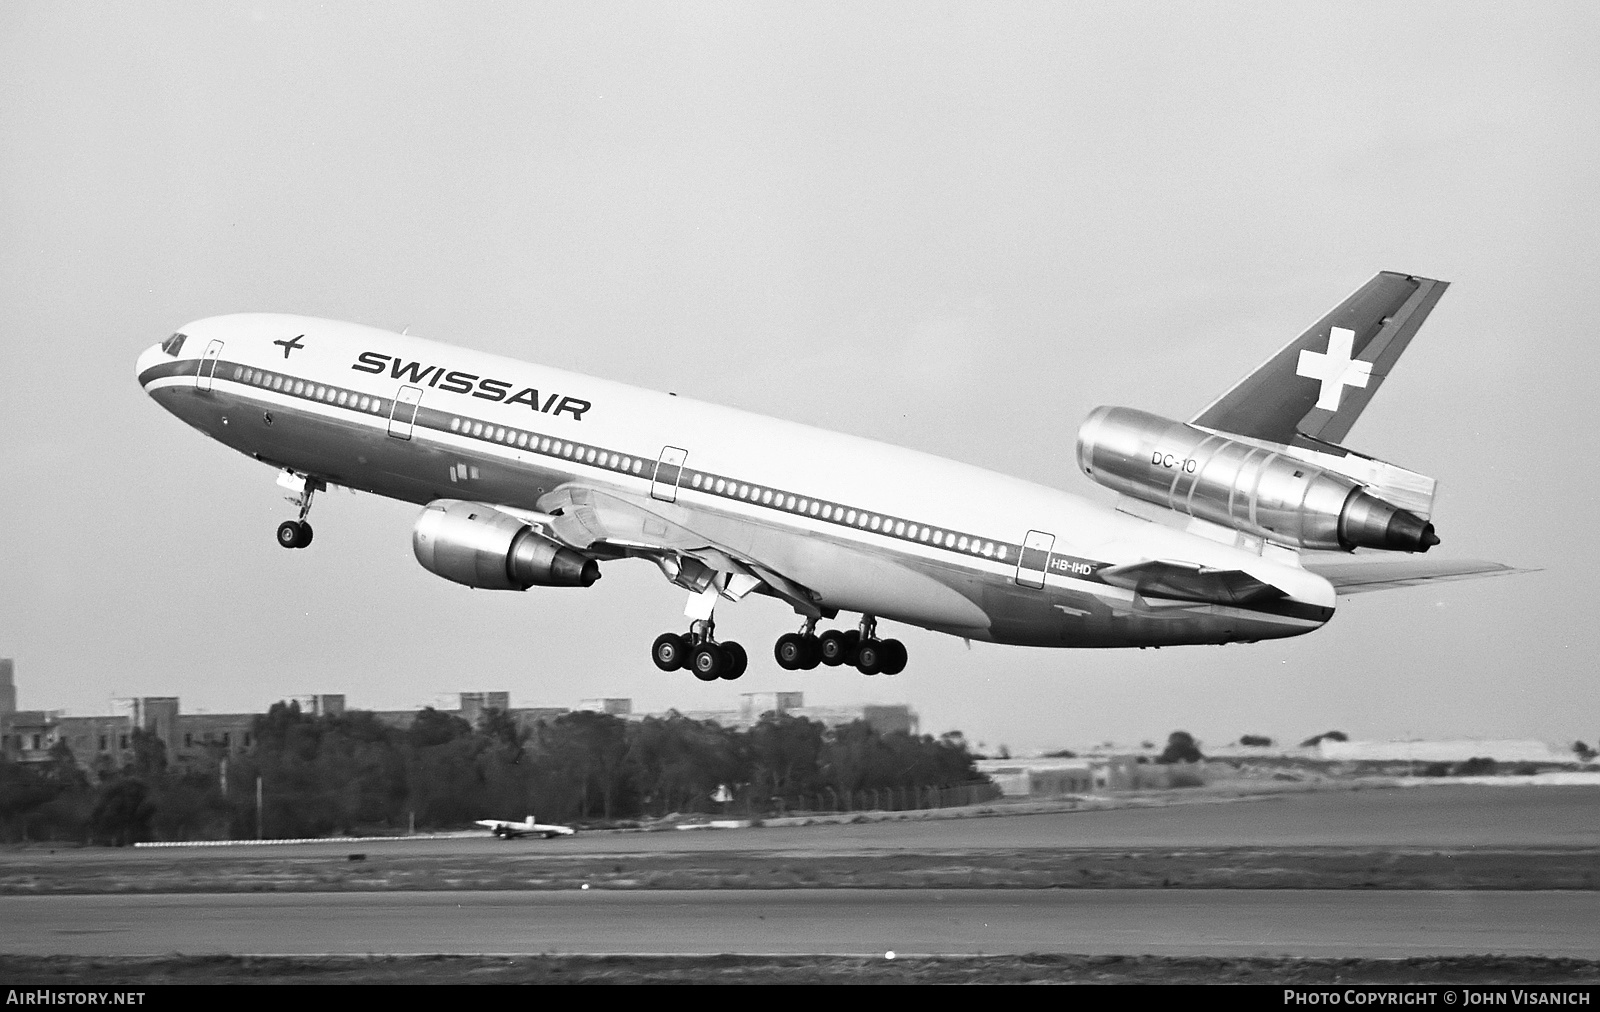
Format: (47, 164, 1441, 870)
(476, 816, 576, 839)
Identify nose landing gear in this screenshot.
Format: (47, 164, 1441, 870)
(275, 472, 323, 549)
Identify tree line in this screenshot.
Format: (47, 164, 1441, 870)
(0, 702, 988, 844)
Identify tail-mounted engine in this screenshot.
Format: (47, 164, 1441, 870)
(412, 500, 600, 589)
(1076, 407, 1439, 553)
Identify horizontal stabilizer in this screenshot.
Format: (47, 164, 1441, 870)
(1098, 559, 1285, 606)
(1299, 553, 1530, 596)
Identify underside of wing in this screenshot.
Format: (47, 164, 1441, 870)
(532, 483, 825, 617)
(1299, 552, 1529, 595)
(1097, 559, 1286, 606)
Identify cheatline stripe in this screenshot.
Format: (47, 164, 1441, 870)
(143, 357, 1042, 566)
(142, 356, 1331, 620)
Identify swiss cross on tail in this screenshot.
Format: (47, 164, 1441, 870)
(1297, 327, 1371, 410)
(1190, 272, 1450, 447)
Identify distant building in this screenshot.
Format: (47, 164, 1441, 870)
(0, 659, 15, 716)
(976, 755, 1200, 796)
(643, 693, 918, 735)
(1318, 739, 1563, 764)
(577, 698, 633, 716)
(2, 669, 918, 774)
(458, 692, 510, 723)
(289, 694, 347, 718)
(737, 692, 804, 723)
(3, 710, 63, 764)
(977, 757, 1097, 796)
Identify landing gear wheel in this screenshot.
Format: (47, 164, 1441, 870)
(841, 629, 862, 665)
(855, 639, 884, 675)
(819, 630, 851, 666)
(721, 641, 748, 680)
(651, 633, 689, 672)
(879, 639, 907, 675)
(276, 520, 311, 549)
(798, 634, 822, 670)
(775, 634, 809, 670)
(691, 643, 727, 682)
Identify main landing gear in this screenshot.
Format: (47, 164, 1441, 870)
(652, 620, 749, 682)
(775, 616, 906, 675)
(275, 472, 323, 550)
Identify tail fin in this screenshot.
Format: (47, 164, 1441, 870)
(1191, 271, 1449, 447)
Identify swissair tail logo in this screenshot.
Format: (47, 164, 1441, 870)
(1296, 327, 1371, 410)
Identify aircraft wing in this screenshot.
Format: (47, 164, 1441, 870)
(533, 483, 826, 618)
(1298, 553, 1530, 596)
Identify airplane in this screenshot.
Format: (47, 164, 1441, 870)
(136, 271, 1519, 680)
(476, 816, 575, 839)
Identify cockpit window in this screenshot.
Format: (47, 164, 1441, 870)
(161, 332, 187, 356)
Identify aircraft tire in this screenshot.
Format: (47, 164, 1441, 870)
(296, 521, 313, 548)
(276, 520, 303, 549)
(880, 639, 907, 675)
(818, 630, 850, 666)
(842, 629, 862, 665)
(855, 640, 883, 676)
(799, 634, 822, 670)
(692, 643, 726, 681)
(652, 633, 688, 672)
(722, 641, 748, 680)
(774, 634, 806, 670)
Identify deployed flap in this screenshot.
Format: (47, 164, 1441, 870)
(1299, 552, 1528, 596)
(537, 483, 824, 617)
(1191, 272, 1449, 446)
(1098, 559, 1285, 606)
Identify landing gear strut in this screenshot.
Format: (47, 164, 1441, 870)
(652, 619, 748, 681)
(275, 472, 322, 550)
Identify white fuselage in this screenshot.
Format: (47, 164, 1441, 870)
(137, 314, 1335, 649)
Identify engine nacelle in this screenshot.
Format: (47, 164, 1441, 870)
(412, 500, 601, 589)
(1076, 407, 1439, 553)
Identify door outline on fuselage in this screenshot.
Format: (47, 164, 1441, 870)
(1015, 530, 1055, 589)
(196, 340, 224, 392)
(652, 446, 688, 503)
(387, 385, 423, 440)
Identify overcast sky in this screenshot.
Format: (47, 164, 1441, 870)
(2, 2, 1596, 754)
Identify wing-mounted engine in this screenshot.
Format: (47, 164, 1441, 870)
(412, 499, 600, 590)
(1076, 407, 1439, 553)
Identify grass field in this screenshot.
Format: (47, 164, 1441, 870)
(0, 845, 1594, 894)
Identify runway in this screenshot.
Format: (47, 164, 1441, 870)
(3, 889, 1595, 958)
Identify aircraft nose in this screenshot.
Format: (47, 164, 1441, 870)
(135, 341, 168, 391)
